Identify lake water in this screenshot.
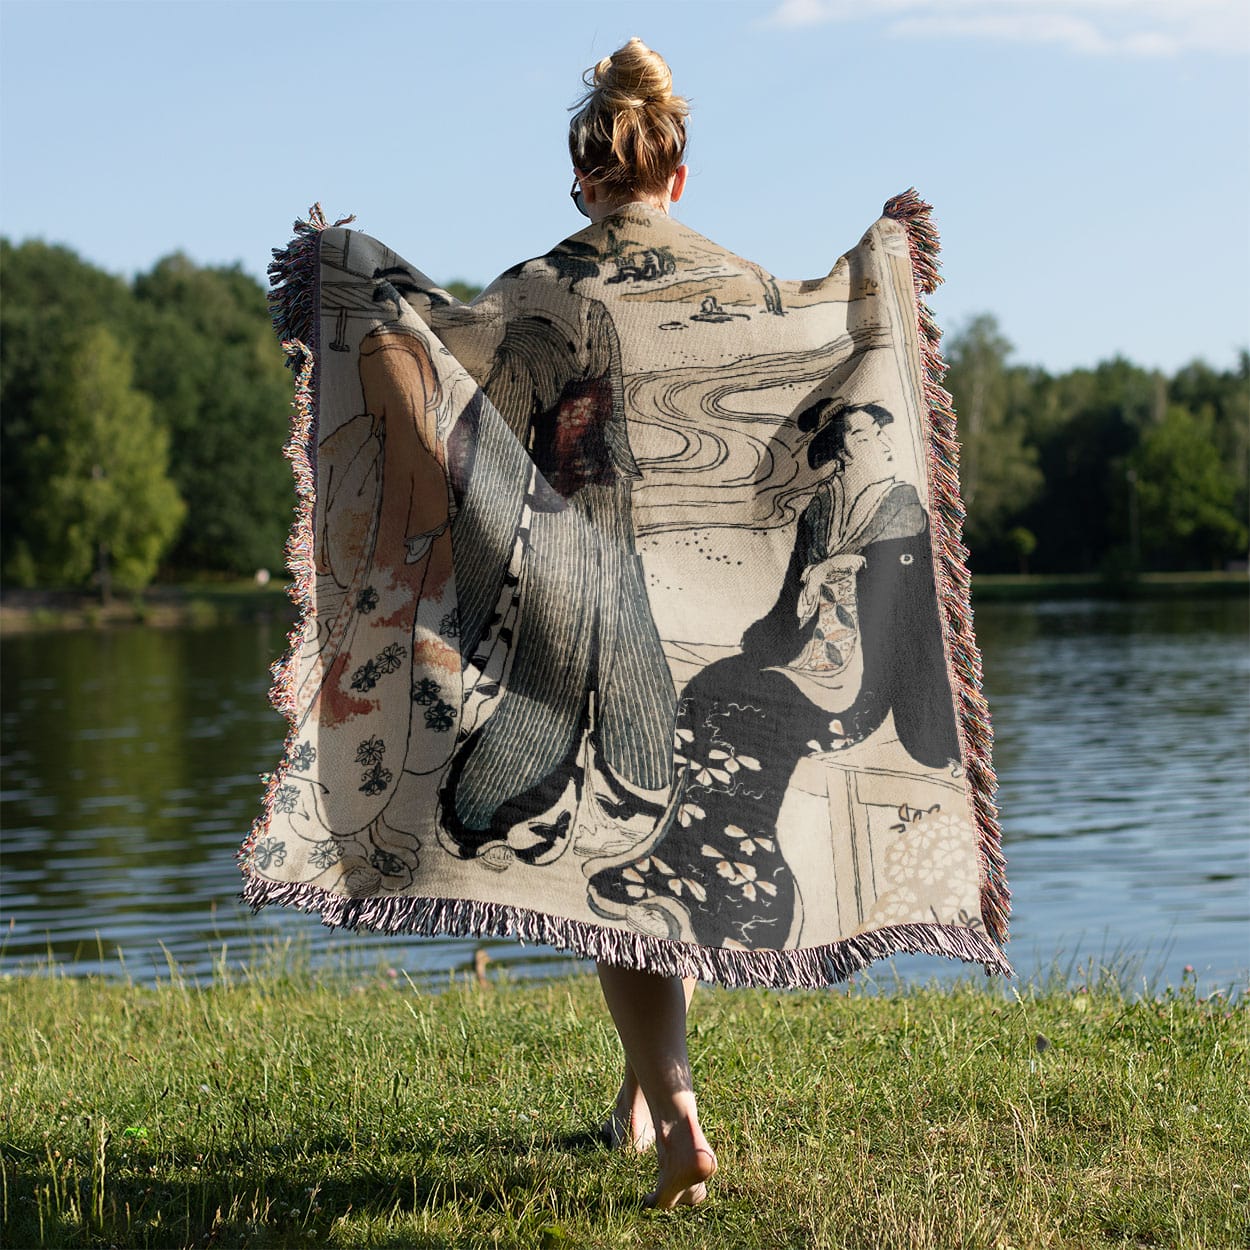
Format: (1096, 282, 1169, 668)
(2, 597, 1247, 994)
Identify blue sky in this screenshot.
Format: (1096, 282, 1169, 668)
(2, 0, 1247, 374)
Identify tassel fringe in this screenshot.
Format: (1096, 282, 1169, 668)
(266, 203, 355, 359)
(883, 188, 1011, 949)
(238, 206, 349, 869)
(240, 872, 1014, 987)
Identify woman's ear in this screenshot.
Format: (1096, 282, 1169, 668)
(669, 164, 688, 203)
(575, 168, 598, 207)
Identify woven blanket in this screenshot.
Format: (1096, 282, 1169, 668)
(239, 192, 1011, 987)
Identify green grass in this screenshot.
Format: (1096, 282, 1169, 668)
(970, 571, 1248, 602)
(0, 580, 292, 634)
(1, 962, 1246, 1249)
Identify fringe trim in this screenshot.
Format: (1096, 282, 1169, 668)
(266, 203, 354, 358)
(239, 206, 350, 868)
(240, 873, 1014, 988)
(883, 188, 1011, 950)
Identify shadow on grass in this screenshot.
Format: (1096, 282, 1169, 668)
(4, 1127, 639, 1249)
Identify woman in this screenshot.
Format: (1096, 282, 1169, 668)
(561, 41, 717, 1207)
(243, 37, 1009, 1214)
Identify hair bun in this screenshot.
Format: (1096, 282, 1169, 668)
(594, 36, 673, 109)
(569, 38, 689, 197)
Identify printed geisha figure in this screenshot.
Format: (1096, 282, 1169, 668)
(586, 395, 960, 947)
(431, 247, 679, 868)
(265, 323, 462, 893)
(790, 401, 914, 675)
(767, 396, 960, 768)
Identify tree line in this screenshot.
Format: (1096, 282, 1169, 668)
(1, 239, 1245, 594)
(945, 315, 1247, 576)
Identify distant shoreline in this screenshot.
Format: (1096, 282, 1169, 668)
(0, 570, 1245, 635)
(0, 582, 293, 635)
(967, 569, 1248, 601)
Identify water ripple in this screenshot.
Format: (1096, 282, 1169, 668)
(2, 599, 1246, 991)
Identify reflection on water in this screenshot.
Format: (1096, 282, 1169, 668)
(2, 598, 1247, 990)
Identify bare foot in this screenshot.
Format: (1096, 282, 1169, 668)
(645, 1118, 717, 1210)
(601, 1079, 655, 1152)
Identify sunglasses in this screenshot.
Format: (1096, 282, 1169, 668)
(570, 177, 589, 219)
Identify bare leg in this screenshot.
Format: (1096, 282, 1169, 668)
(602, 1056, 655, 1152)
(596, 964, 717, 1208)
(602, 977, 696, 1152)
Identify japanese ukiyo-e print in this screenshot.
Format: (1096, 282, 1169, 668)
(240, 193, 1011, 988)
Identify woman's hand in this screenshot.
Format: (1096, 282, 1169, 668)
(796, 553, 865, 622)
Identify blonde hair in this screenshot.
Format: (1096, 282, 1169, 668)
(568, 38, 688, 198)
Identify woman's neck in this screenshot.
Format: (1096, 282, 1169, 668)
(839, 462, 895, 511)
(586, 192, 669, 224)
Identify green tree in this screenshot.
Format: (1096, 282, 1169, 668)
(1, 239, 139, 581)
(1129, 405, 1246, 570)
(131, 256, 293, 574)
(1006, 526, 1037, 574)
(443, 279, 483, 303)
(1169, 353, 1250, 536)
(1021, 357, 1163, 573)
(25, 326, 185, 595)
(943, 315, 1043, 562)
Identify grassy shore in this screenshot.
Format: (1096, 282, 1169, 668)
(1, 964, 1246, 1249)
(0, 582, 292, 634)
(968, 571, 1248, 603)
(1, 570, 1245, 633)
